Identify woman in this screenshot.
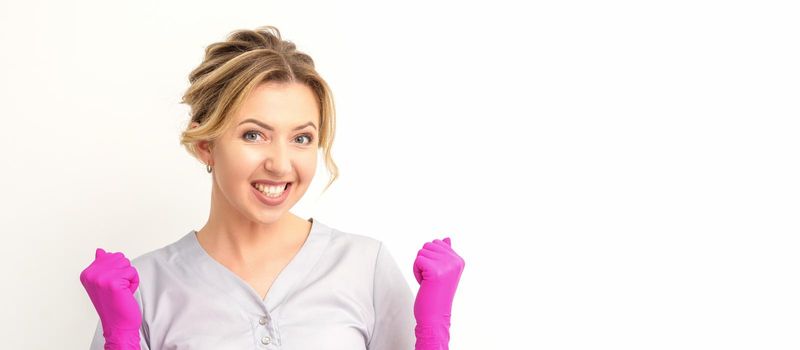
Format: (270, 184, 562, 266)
(80, 25, 464, 350)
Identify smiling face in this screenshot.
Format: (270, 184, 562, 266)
(192, 81, 320, 225)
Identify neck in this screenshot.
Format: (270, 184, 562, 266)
(196, 182, 310, 266)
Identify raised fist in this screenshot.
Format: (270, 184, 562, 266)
(80, 248, 142, 347)
(413, 236, 465, 349)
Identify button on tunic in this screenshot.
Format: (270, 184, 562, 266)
(89, 218, 415, 350)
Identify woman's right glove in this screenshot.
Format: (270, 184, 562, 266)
(79, 248, 142, 350)
(413, 237, 465, 350)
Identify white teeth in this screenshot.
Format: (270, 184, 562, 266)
(253, 183, 287, 197)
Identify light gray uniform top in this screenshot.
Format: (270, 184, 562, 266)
(90, 218, 416, 350)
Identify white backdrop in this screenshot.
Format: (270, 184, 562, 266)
(1, 0, 798, 349)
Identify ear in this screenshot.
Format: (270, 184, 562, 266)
(190, 122, 214, 164)
(197, 139, 213, 156)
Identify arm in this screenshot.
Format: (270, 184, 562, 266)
(89, 319, 149, 350)
(413, 237, 465, 350)
(89, 292, 150, 350)
(367, 242, 416, 350)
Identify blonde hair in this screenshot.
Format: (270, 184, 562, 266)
(179, 25, 339, 193)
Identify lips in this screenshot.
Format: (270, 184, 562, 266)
(252, 182, 291, 206)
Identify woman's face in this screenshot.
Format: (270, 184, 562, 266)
(192, 81, 320, 224)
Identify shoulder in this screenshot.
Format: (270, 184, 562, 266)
(331, 227, 383, 250)
(319, 220, 387, 265)
(129, 230, 194, 275)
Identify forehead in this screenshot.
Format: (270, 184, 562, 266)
(234, 82, 319, 125)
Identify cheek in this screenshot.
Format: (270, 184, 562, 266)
(239, 148, 268, 164)
(298, 155, 318, 182)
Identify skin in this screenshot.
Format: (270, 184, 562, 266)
(190, 81, 320, 273)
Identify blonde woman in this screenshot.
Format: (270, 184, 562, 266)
(80, 26, 464, 350)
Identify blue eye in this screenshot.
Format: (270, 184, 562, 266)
(243, 130, 262, 142)
(296, 134, 314, 145)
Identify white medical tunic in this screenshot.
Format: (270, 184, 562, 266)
(89, 218, 416, 350)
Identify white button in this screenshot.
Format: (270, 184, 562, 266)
(259, 316, 268, 325)
(261, 336, 271, 345)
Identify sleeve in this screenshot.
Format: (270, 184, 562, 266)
(89, 284, 151, 350)
(367, 241, 416, 350)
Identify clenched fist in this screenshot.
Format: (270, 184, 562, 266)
(413, 237, 465, 350)
(79, 248, 142, 349)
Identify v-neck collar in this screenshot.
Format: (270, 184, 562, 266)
(177, 217, 333, 314)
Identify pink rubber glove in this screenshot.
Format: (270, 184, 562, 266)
(413, 237, 465, 350)
(79, 248, 142, 350)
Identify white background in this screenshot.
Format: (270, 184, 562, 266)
(1, 0, 798, 349)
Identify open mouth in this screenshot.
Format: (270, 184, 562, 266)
(251, 182, 291, 198)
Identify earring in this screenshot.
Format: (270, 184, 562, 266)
(206, 164, 212, 173)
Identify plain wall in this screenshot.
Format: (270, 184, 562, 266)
(1, 0, 798, 349)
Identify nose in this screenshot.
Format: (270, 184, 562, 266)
(263, 139, 291, 175)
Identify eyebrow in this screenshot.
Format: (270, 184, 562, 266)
(238, 118, 317, 131)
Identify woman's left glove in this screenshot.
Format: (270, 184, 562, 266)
(413, 237, 465, 350)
